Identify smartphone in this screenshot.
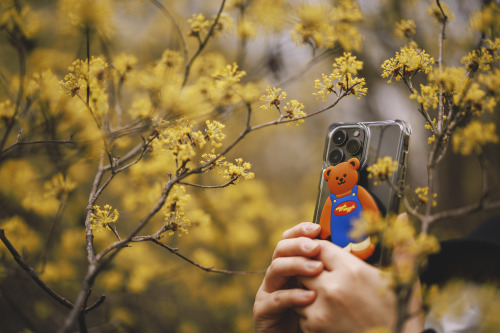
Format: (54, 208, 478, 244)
(312, 120, 411, 262)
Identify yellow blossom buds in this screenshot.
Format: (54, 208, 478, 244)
(90, 205, 119, 231)
(366, 157, 398, 185)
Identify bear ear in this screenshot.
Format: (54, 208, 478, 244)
(347, 158, 360, 170)
(323, 167, 334, 180)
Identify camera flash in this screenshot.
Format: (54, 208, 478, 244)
(353, 130, 360, 137)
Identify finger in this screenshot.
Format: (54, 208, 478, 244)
(295, 269, 332, 295)
(314, 240, 360, 271)
(262, 256, 323, 292)
(255, 288, 316, 318)
(272, 237, 321, 260)
(282, 222, 321, 240)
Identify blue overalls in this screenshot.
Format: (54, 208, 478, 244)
(329, 185, 363, 247)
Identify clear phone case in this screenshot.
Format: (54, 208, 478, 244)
(312, 120, 411, 225)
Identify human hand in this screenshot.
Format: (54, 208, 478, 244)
(296, 239, 424, 333)
(253, 222, 325, 333)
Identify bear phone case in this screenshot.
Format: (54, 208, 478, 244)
(312, 120, 411, 260)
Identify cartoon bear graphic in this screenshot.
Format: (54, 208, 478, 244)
(319, 157, 379, 260)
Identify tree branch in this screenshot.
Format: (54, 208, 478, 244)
(0, 229, 74, 309)
(140, 237, 265, 275)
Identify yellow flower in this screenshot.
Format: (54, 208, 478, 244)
(0, 99, 15, 121)
(211, 13, 233, 38)
(415, 187, 437, 207)
(395, 19, 416, 38)
(333, 52, 363, 76)
(381, 46, 435, 83)
(236, 18, 257, 39)
(429, 66, 466, 94)
(0, 2, 40, 38)
(113, 53, 138, 80)
(428, 135, 436, 145)
(260, 86, 287, 110)
(314, 73, 336, 101)
(461, 48, 495, 72)
(291, 4, 335, 49)
(366, 156, 398, 185)
(457, 83, 487, 114)
(90, 204, 119, 231)
(58, 0, 115, 39)
(427, 1, 454, 23)
(452, 121, 499, 155)
(211, 63, 246, 84)
(469, 2, 500, 34)
(331, 0, 363, 23)
(204, 120, 226, 148)
(0, 216, 41, 255)
(283, 100, 306, 126)
(188, 13, 210, 36)
(410, 233, 440, 257)
(220, 158, 255, 181)
(43, 173, 77, 200)
(410, 84, 438, 110)
(155, 118, 207, 163)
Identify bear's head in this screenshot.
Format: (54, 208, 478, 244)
(324, 158, 360, 196)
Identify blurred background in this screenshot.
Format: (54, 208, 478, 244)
(0, 0, 499, 332)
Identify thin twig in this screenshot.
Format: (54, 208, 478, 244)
(1, 137, 77, 156)
(151, 0, 188, 67)
(0, 229, 74, 309)
(142, 237, 265, 275)
(182, 0, 227, 86)
(178, 178, 237, 189)
(436, 0, 448, 135)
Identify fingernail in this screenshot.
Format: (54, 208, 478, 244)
(306, 260, 322, 270)
(302, 239, 318, 251)
(299, 290, 315, 300)
(305, 223, 320, 232)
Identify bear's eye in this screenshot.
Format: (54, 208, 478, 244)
(336, 177, 339, 180)
(343, 174, 347, 177)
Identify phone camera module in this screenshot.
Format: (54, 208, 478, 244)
(346, 139, 362, 155)
(328, 148, 345, 165)
(332, 130, 348, 146)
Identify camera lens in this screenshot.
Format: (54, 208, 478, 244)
(346, 139, 362, 155)
(332, 130, 347, 146)
(328, 148, 345, 165)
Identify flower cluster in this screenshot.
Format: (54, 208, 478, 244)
(220, 158, 255, 181)
(366, 156, 398, 185)
(415, 187, 437, 207)
(0, 1, 40, 38)
(204, 120, 226, 148)
(395, 19, 416, 39)
(314, 52, 367, 101)
(155, 118, 207, 163)
(58, 0, 115, 39)
(163, 185, 191, 236)
(283, 100, 306, 126)
(452, 121, 499, 156)
(0, 99, 15, 121)
(350, 213, 440, 285)
(260, 86, 287, 110)
(410, 84, 438, 110)
(90, 204, 119, 231)
(381, 46, 435, 84)
(468, 2, 499, 34)
(43, 173, 77, 201)
(427, 1, 454, 24)
(188, 13, 233, 39)
(200, 63, 247, 106)
(291, 0, 363, 51)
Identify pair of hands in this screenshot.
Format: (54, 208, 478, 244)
(253, 221, 424, 333)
